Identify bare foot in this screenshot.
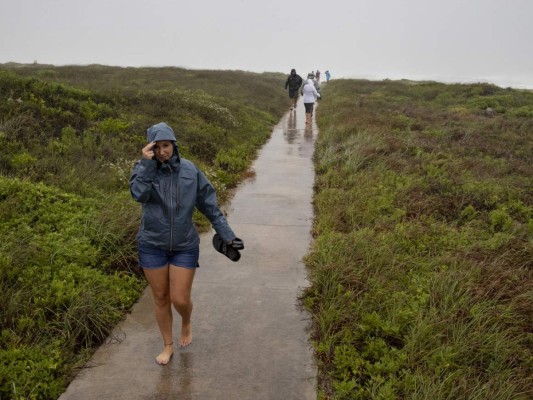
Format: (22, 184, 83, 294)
(155, 342, 173, 365)
(179, 322, 192, 348)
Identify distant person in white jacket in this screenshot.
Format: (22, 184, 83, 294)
(301, 79, 320, 126)
(307, 72, 321, 93)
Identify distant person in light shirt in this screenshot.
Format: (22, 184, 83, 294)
(325, 70, 331, 82)
(307, 72, 321, 95)
(301, 79, 320, 127)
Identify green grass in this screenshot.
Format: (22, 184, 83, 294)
(303, 79, 533, 399)
(0, 63, 287, 118)
(0, 63, 287, 399)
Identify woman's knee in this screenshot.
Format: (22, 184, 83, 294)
(152, 293, 171, 308)
(171, 295, 191, 310)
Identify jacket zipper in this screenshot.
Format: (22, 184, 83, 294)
(169, 168, 173, 252)
(175, 172, 180, 217)
(168, 167, 181, 252)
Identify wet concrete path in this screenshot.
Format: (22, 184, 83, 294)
(59, 98, 317, 400)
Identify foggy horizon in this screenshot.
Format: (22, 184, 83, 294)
(1, 0, 532, 89)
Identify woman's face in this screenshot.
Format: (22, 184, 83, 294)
(153, 140, 174, 163)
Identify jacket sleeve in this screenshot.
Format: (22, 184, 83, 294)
(130, 159, 158, 203)
(195, 167, 236, 243)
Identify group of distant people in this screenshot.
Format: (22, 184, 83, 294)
(284, 68, 331, 126)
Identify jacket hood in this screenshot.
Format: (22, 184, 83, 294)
(146, 122, 176, 142)
(307, 79, 314, 85)
(147, 122, 181, 165)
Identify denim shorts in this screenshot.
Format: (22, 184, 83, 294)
(138, 244, 200, 270)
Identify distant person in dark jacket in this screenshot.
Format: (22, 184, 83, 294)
(284, 68, 303, 110)
(130, 122, 243, 365)
(316, 70, 321, 83)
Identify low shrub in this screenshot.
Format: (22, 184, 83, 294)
(305, 79, 533, 399)
(0, 64, 287, 399)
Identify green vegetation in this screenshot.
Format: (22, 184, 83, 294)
(303, 80, 532, 399)
(0, 63, 286, 399)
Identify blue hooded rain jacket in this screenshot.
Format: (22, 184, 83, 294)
(130, 122, 235, 251)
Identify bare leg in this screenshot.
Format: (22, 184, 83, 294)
(169, 266, 196, 348)
(143, 265, 174, 365)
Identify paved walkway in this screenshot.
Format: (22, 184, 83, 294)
(59, 99, 317, 400)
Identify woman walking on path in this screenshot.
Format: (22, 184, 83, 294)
(301, 79, 320, 126)
(130, 122, 242, 365)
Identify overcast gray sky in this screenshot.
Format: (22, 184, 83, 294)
(1, 0, 532, 88)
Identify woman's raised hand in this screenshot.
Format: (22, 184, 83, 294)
(142, 141, 157, 160)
